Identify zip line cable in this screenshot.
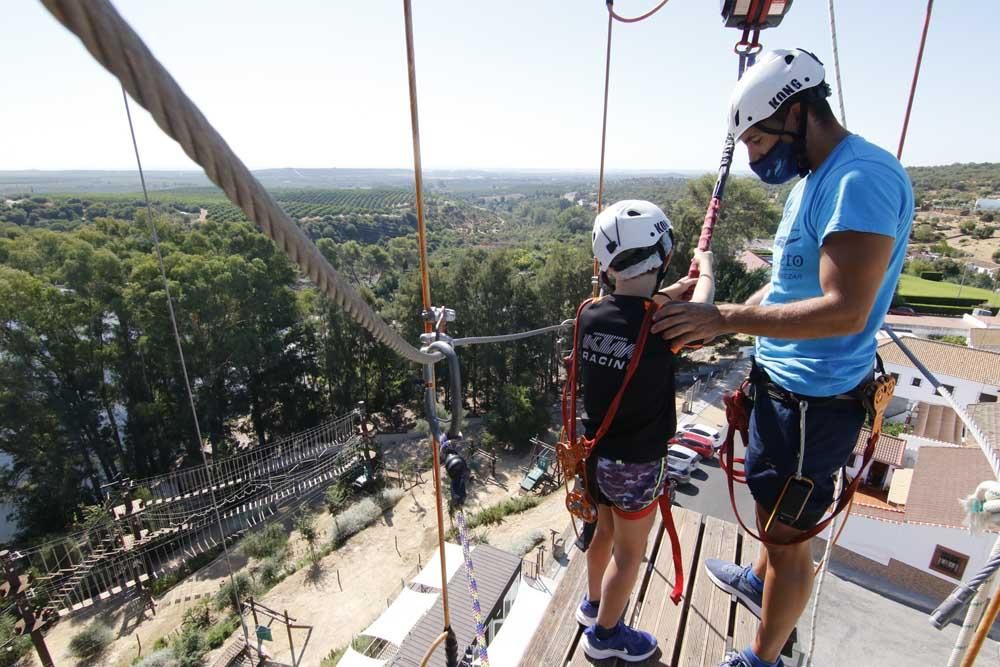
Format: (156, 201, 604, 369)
(402, 1, 458, 662)
(121, 85, 253, 654)
(593, 3, 615, 296)
(827, 0, 847, 127)
(897, 0, 934, 160)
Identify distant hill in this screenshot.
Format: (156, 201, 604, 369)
(907, 162, 1000, 206)
(0, 168, 699, 196)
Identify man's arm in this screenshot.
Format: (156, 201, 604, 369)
(744, 282, 771, 306)
(651, 231, 894, 345)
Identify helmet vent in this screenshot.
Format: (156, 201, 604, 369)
(785, 54, 795, 64)
(626, 209, 641, 216)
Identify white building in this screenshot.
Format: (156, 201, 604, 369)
(829, 446, 997, 601)
(877, 337, 1000, 410)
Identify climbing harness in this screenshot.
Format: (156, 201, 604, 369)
(719, 360, 896, 546)
(558, 298, 685, 603)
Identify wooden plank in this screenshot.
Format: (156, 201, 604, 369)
(567, 515, 664, 667)
(521, 533, 589, 667)
(616, 508, 703, 667)
(732, 535, 761, 653)
(677, 516, 739, 667)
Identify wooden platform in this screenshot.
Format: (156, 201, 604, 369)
(523, 508, 798, 667)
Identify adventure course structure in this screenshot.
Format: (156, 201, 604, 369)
(6, 0, 1000, 666)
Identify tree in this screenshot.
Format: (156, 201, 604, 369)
(483, 384, 551, 451)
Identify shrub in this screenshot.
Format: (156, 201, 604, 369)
(68, 622, 114, 662)
(295, 513, 318, 554)
(0, 614, 31, 667)
(239, 523, 288, 560)
(919, 271, 943, 282)
(258, 556, 289, 588)
(325, 482, 351, 514)
(135, 649, 179, 667)
(204, 615, 241, 650)
(170, 629, 206, 667)
(330, 489, 405, 548)
(181, 601, 212, 632)
(511, 529, 546, 557)
(214, 572, 257, 613)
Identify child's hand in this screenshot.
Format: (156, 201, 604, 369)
(692, 249, 714, 274)
(654, 276, 698, 305)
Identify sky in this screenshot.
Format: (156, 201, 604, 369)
(3, 0, 997, 173)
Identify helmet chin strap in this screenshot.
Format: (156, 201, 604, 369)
(759, 103, 811, 177)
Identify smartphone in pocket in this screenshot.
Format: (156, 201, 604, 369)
(766, 475, 815, 531)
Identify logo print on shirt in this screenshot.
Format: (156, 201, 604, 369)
(775, 234, 804, 278)
(581, 332, 635, 370)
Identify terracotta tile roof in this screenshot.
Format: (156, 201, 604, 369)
(970, 327, 1000, 351)
(853, 503, 906, 523)
(911, 402, 964, 445)
(903, 446, 996, 529)
(737, 250, 771, 272)
(964, 402, 1000, 458)
(883, 314, 970, 331)
(853, 429, 905, 467)
(877, 337, 1000, 386)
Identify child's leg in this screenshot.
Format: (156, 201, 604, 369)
(587, 505, 615, 602)
(595, 508, 656, 629)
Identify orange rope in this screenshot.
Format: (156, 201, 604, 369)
(897, 0, 934, 160)
(403, 0, 451, 635)
(607, 0, 670, 24)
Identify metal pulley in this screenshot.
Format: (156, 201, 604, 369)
(720, 0, 794, 30)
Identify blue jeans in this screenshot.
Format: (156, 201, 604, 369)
(745, 376, 867, 530)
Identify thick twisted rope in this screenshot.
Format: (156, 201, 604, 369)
(40, 0, 439, 366)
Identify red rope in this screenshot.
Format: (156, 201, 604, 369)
(897, 0, 934, 160)
(607, 0, 670, 24)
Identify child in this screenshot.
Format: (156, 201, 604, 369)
(576, 200, 714, 662)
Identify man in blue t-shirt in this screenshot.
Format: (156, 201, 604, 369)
(652, 49, 913, 667)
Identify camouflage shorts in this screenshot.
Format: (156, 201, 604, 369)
(593, 456, 668, 516)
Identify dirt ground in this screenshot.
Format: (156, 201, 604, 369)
(37, 427, 569, 667)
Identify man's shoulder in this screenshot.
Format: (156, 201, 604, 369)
(830, 135, 909, 185)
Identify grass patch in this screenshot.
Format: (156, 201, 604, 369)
(330, 489, 405, 549)
(68, 622, 114, 663)
(898, 274, 1000, 306)
(511, 529, 546, 556)
(447, 496, 541, 539)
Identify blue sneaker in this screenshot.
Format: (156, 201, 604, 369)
(582, 621, 658, 662)
(575, 595, 599, 627)
(704, 559, 763, 618)
(719, 649, 784, 667)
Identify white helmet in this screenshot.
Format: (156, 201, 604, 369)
(728, 49, 827, 139)
(592, 200, 673, 280)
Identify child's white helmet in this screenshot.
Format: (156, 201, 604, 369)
(592, 200, 673, 279)
(728, 49, 827, 139)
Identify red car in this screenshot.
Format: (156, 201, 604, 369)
(668, 433, 715, 460)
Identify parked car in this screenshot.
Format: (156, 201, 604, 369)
(665, 459, 691, 485)
(887, 306, 916, 316)
(669, 435, 714, 460)
(667, 443, 701, 469)
(678, 423, 723, 446)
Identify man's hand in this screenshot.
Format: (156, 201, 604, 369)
(651, 301, 727, 349)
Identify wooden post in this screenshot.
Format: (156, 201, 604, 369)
(337, 569, 342, 591)
(250, 597, 259, 628)
(395, 535, 401, 557)
(284, 609, 296, 667)
(30, 629, 54, 667)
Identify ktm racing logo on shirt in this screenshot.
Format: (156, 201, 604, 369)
(581, 332, 635, 370)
